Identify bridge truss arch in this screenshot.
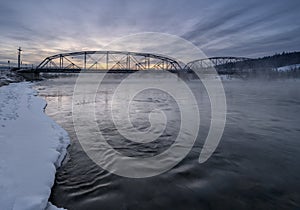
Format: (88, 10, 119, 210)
(36, 51, 183, 72)
(186, 57, 251, 69)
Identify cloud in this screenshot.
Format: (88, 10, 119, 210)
(182, 0, 300, 57)
(0, 0, 299, 64)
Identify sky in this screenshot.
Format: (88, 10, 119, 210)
(0, 0, 299, 65)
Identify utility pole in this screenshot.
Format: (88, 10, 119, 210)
(17, 47, 22, 69)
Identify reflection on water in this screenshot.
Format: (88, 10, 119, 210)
(35, 76, 300, 210)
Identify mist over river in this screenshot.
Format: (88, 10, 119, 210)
(35, 74, 300, 210)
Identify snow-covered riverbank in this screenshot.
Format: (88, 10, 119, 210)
(0, 70, 24, 87)
(0, 82, 70, 210)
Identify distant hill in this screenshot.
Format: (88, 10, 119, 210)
(236, 51, 300, 69)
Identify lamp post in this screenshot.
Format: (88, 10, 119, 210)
(17, 47, 22, 69)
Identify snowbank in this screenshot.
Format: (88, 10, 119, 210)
(0, 70, 24, 87)
(0, 82, 70, 210)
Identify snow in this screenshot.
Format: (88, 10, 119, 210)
(0, 70, 24, 87)
(0, 82, 70, 210)
(276, 64, 300, 71)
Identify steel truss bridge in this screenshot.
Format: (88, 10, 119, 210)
(185, 57, 251, 70)
(34, 51, 251, 73)
(36, 51, 182, 72)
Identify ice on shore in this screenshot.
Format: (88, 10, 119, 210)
(0, 70, 24, 87)
(0, 82, 70, 210)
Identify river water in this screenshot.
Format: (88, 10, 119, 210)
(35, 74, 300, 210)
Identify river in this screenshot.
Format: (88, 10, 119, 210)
(35, 74, 300, 210)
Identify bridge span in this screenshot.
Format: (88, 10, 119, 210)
(35, 51, 251, 72)
(186, 57, 251, 69)
(17, 51, 251, 80)
(36, 51, 182, 72)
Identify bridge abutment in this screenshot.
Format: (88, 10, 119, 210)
(17, 71, 40, 80)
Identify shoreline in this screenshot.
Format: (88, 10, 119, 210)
(1, 70, 300, 209)
(0, 81, 70, 210)
(0, 70, 24, 87)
